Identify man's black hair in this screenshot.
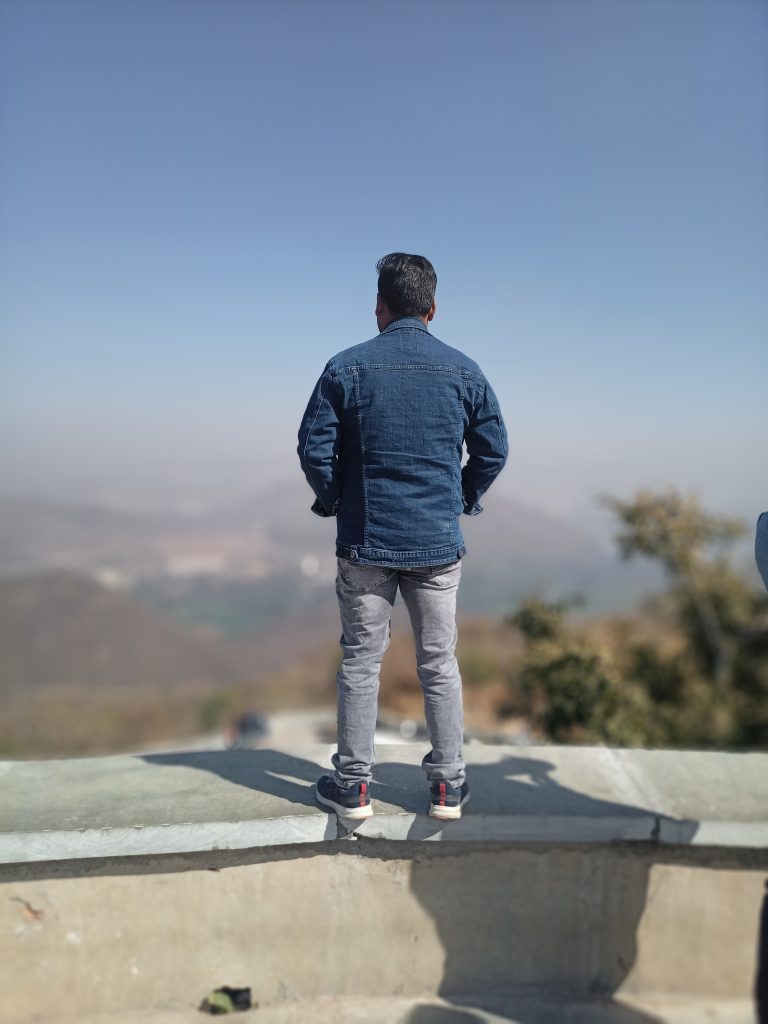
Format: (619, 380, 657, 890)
(376, 252, 437, 318)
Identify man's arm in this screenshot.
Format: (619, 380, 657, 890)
(297, 364, 343, 517)
(462, 374, 508, 515)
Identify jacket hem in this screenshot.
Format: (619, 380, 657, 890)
(336, 542, 466, 568)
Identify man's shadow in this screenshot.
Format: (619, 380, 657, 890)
(141, 747, 342, 840)
(403, 1002, 661, 1023)
(371, 754, 686, 821)
(370, 756, 699, 1024)
(140, 747, 702, 1022)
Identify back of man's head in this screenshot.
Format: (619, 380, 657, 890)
(376, 253, 436, 319)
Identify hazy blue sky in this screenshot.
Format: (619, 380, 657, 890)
(2, 0, 766, 528)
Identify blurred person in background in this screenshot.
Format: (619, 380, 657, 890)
(225, 711, 269, 749)
(298, 253, 507, 821)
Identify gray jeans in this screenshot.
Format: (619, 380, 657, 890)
(331, 557, 465, 788)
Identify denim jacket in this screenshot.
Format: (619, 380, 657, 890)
(298, 317, 508, 567)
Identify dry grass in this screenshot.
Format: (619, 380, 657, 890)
(2, 609, 691, 759)
(378, 616, 527, 731)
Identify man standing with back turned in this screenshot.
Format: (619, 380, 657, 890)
(298, 253, 507, 821)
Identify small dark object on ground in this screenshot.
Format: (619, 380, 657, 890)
(199, 986, 253, 1014)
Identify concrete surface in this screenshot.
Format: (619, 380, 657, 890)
(2, 744, 766, 1024)
(2, 846, 765, 1021)
(19, 994, 759, 1023)
(1, 743, 767, 864)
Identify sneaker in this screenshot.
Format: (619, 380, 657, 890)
(315, 774, 373, 820)
(429, 780, 470, 820)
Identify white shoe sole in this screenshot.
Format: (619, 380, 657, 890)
(316, 789, 374, 820)
(429, 792, 470, 820)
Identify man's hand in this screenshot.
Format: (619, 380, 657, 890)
(298, 363, 343, 516)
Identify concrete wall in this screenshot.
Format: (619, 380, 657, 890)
(3, 844, 765, 1021)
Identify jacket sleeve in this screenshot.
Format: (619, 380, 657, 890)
(297, 364, 343, 517)
(461, 374, 508, 515)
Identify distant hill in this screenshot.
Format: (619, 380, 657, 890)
(215, 481, 661, 611)
(0, 572, 247, 694)
(0, 571, 338, 698)
(0, 570, 344, 757)
(0, 487, 661, 624)
(0, 496, 189, 577)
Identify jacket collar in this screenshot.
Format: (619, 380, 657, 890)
(381, 317, 431, 335)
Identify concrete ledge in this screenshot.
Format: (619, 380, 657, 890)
(2, 743, 766, 865)
(3, 844, 766, 1021)
(13, 994, 760, 1023)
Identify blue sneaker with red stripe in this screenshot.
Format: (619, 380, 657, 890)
(315, 774, 373, 820)
(429, 780, 470, 820)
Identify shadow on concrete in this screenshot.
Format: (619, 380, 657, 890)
(371, 755, 697, 840)
(406, 835, 663, 1023)
(138, 750, 698, 843)
(406, 997, 664, 1022)
(141, 748, 323, 807)
(390, 756, 696, 1024)
(139, 749, 696, 1021)
(406, 1005, 486, 1023)
(139, 744, 700, 841)
(141, 748, 343, 839)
